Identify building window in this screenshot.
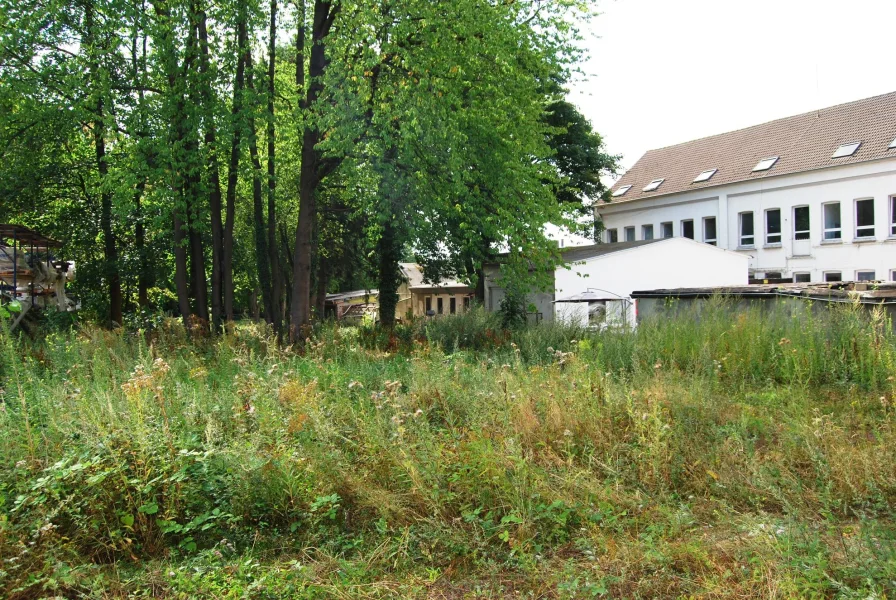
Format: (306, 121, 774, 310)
(824, 272, 842, 282)
(823, 202, 841, 241)
(450, 297, 457, 314)
(793, 272, 811, 283)
(463, 296, 471, 310)
(739, 212, 754, 246)
(856, 270, 876, 281)
(624, 226, 635, 242)
(681, 220, 694, 239)
(765, 209, 781, 245)
(642, 178, 664, 192)
(426, 297, 432, 313)
(793, 205, 810, 240)
(891, 270, 896, 282)
(606, 228, 618, 243)
(752, 156, 779, 172)
(891, 196, 896, 237)
(660, 222, 673, 238)
(765, 272, 782, 279)
(437, 297, 443, 314)
(855, 198, 875, 238)
(642, 224, 654, 240)
(703, 217, 717, 245)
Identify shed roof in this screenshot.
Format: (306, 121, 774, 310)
(606, 91, 896, 204)
(399, 263, 473, 290)
(631, 282, 896, 304)
(0, 224, 62, 248)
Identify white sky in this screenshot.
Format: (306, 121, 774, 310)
(570, 0, 896, 175)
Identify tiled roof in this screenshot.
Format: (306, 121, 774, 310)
(606, 91, 896, 204)
(399, 263, 472, 290)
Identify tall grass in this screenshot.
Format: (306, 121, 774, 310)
(1, 299, 895, 598)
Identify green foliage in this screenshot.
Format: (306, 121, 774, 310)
(2, 302, 896, 597)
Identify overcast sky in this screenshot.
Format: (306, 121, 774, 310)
(569, 0, 896, 176)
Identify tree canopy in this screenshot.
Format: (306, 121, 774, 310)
(0, 0, 617, 336)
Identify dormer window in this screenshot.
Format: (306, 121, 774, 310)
(832, 142, 861, 158)
(612, 185, 632, 197)
(642, 178, 664, 192)
(752, 156, 779, 172)
(693, 169, 717, 183)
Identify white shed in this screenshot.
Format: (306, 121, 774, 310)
(555, 238, 749, 327)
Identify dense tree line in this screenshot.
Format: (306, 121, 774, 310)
(0, 0, 617, 339)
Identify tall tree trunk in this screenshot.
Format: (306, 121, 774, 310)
(267, 0, 281, 334)
(131, 7, 151, 308)
(134, 180, 150, 307)
(194, 3, 224, 328)
(376, 146, 402, 328)
(84, 2, 123, 327)
(247, 57, 275, 325)
(151, 0, 196, 322)
(173, 212, 191, 319)
(95, 100, 123, 327)
(184, 21, 208, 322)
(187, 203, 209, 321)
(290, 0, 340, 341)
(223, 0, 249, 321)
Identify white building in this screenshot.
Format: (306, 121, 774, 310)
(553, 238, 748, 327)
(598, 92, 896, 283)
(483, 238, 748, 327)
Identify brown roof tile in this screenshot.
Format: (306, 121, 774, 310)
(606, 91, 896, 204)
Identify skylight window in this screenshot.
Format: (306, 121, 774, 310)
(642, 178, 664, 192)
(832, 142, 861, 158)
(693, 169, 718, 183)
(612, 185, 632, 197)
(752, 156, 779, 172)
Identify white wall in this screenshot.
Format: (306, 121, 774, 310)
(598, 158, 896, 282)
(554, 237, 749, 326)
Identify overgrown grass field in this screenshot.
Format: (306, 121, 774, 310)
(2, 300, 896, 598)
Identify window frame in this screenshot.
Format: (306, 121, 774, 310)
(890, 196, 896, 237)
(854, 198, 876, 239)
(738, 211, 755, 247)
(612, 185, 632, 197)
(855, 270, 876, 282)
(891, 269, 896, 282)
(660, 222, 673, 239)
(765, 208, 782, 246)
(752, 156, 779, 172)
(832, 142, 861, 158)
(624, 226, 635, 242)
(793, 205, 810, 241)
(823, 271, 842, 283)
(822, 202, 842, 242)
(693, 168, 718, 183)
(606, 228, 618, 243)
(702, 217, 717, 245)
(793, 272, 811, 283)
(642, 178, 665, 192)
(450, 297, 457, 314)
(642, 224, 654, 240)
(681, 219, 695, 240)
